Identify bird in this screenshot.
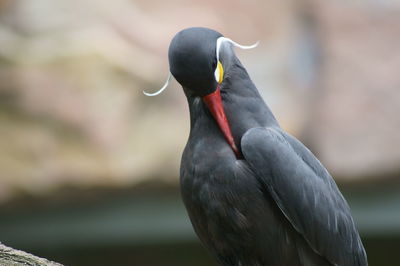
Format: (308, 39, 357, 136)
(146, 27, 368, 266)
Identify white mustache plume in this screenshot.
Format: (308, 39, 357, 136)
(143, 72, 171, 96)
(215, 37, 259, 63)
(143, 37, 259, 96)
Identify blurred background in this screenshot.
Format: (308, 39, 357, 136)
(0, 0, 399, 265)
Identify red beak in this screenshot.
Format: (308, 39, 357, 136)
(202, 86, 241, 158)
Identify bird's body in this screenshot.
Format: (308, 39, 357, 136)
(163, 27, 367, 266)
(181, 62, 327, 266)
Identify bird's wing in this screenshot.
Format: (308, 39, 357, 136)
(241, 127, 367, 266)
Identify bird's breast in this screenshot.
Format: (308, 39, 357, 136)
(179, 134, 328, 265)
(181, 139, 282, 246)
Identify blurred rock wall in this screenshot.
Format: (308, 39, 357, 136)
(0, 0, 399, 201)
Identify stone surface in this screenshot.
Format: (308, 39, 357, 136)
(0, 243, 62, 266)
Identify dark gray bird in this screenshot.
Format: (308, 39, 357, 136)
(159, 27, 367, 266)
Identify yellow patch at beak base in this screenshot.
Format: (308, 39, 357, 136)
(217, 61, 224, 84)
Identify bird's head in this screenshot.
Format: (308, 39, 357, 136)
(168, 27, 221, 97)
(144, 27, 258, 158)
(167, 27, 258, 97)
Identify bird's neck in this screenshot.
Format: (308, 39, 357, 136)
(219, 58, 279, 143)
(186, 59, 279, 154)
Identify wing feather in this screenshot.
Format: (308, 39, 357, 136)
(241, 127, 367, 266)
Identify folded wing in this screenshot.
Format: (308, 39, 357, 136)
(241, 127, 367, 266)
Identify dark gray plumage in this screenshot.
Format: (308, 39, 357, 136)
(170, 27, 367, 266)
